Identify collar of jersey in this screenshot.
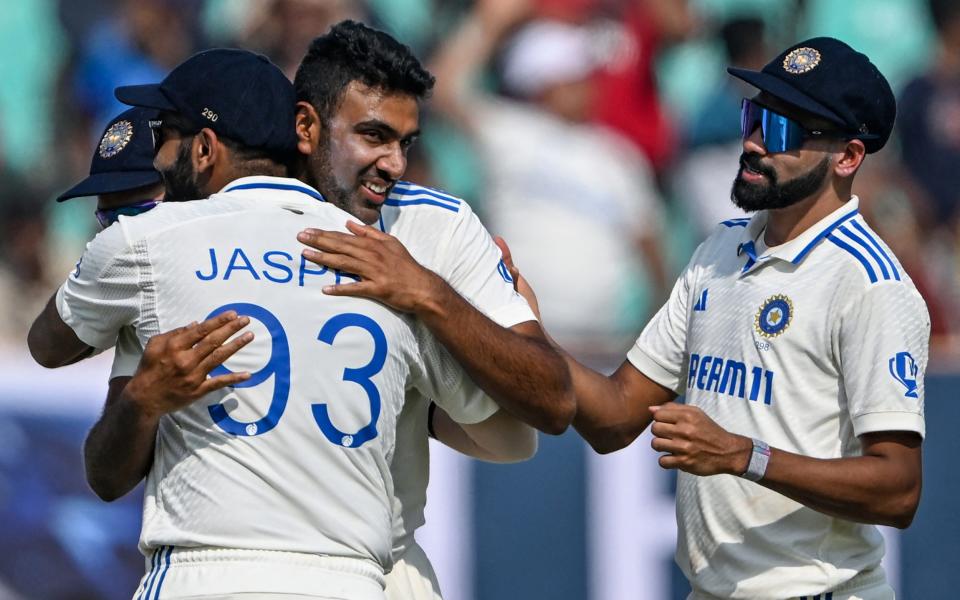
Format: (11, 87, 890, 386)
(219, 176, 326, 204)
(738, 196, 860, 271)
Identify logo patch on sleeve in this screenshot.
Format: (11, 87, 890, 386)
(889, 351, 919, 398)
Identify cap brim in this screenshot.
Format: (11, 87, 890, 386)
(114, 84, 177, 111)
(727, 67, 848, 128)
(57, 170, 161, 202)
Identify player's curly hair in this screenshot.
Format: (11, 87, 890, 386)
(294, 20, 435, 125)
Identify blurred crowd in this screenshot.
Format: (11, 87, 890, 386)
(2, 0, 960, 368)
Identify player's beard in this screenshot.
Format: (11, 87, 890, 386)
(731, 153, 831, 212)
(306, 137, 388, 225)
(159, 139, 203, 202)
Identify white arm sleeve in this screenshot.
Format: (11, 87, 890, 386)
(411, 321, 499, 425)
(839, 282, 929, 438)
(434, 201, 536, 328)
(109, 326, 144, 380)
(626, 263, 694, 393)
(56, 224, 142, 350)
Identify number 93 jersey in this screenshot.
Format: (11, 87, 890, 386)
(56, 177, 497, 569)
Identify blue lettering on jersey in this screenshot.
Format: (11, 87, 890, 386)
(72, 256, 83, 278)
(262, 251, 294, 283)
(195, 247, 357, 287)
(298, 252, 327, 286)
(889, 351, 919, 398)
(224, 248, 261, 281)
(688, 352, 774, 405)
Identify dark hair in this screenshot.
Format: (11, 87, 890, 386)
(929, 0, 960, 33)
(294, 20, 435, 124)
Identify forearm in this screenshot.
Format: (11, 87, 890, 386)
(435, 407, 537, 463)
(28, 293, 95, 368)
(757, 441, 922, 528)
(418, 277, 574, 434)
(84, 378, 159, 501)
(562, 351, 676, 453)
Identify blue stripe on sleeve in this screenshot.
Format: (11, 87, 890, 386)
(384, 198, 460, 212)
(837, 225, 890, 280)
(392, 182, 462, 204)
(827, 234, 878, 283)
(850, 220, 900, 280)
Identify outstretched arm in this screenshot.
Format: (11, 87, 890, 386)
(85, 313, 252, 501)
(494, 236, 676, 452)
(298, 223, 575, 434)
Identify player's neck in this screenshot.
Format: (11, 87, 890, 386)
(764, 186, 850, 247)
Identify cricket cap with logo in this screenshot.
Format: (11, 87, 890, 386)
(114, 48, 297, 155)
(57, 106, 162, 202)
(727, 37, 896, 153)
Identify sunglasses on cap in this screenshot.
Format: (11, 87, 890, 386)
(740, 98, 844, 153)
(95, 199, 160, 229)
(149, 117, 200, 152)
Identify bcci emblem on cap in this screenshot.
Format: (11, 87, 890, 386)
(782, 47, 821, 74)
(98, 120, 134, 158)
(755, 294, 793, 339)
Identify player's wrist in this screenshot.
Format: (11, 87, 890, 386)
(411, 270, 452, 319)
(121, 378, 166, 421)
(729, 435, 755, 476)
(739, 437, 772, 481)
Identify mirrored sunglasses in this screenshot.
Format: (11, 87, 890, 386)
(95, 199, 160, 228)
(740, 98, 839, 153)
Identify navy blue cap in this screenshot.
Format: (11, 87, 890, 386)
(115, 48, 297, 155)
(728, 37, 896, 153)
(57, 107, 162, 202)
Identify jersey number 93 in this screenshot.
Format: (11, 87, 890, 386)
(204, 302, 386, 449)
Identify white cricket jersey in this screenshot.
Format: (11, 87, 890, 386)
(376, 181, 538, 558)
(627, 197, 928, 599)
(56, 176, 499, 578)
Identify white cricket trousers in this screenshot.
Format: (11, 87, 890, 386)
(131, 547, 385, 600)
(687, 566, 895, 600)
(385, 542, 443, 600)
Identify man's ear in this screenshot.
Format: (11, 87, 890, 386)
(193, 128, 220, 175)
(834, 138, 866, 179)
(295, 101, 322, 156)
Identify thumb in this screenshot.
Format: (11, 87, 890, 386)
(493, 236, 520, 281)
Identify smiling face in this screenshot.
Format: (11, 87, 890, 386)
(306, 81, 421, 224)
(731, 93, 846, 212)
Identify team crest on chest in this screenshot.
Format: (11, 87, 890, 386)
(783, 47, 821, 74)
(755, 294, 793, 338)
(99, 120, 134, 158)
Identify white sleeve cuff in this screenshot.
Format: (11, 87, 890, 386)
(434, 383, 500, 425)
(486, 300, 538, 329)
(626, 345, 681, 393)
(852, 411, 925, 439)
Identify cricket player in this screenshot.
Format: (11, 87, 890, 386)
(30, 48, 504, 600)
(291, 21, 573, 599)
(498, 38, 925, 600)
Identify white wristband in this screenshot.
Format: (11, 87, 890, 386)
(741, 438, 771, 482)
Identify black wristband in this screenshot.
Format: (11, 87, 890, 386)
(427, 401, 438, 439)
